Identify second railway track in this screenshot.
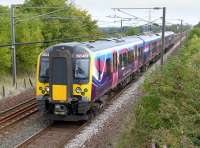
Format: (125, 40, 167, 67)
(0, 98, 38, 130)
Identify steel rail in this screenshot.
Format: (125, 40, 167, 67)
(0, 98, 36, 115)
(0, 98, 38, 130)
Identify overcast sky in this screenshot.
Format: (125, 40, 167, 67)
(1, 0, 199, 27)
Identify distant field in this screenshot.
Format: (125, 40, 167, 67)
(118, 24, 200, 147)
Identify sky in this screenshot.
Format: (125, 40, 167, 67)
(0, 0, 199, 27)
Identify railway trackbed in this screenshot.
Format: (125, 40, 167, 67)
(0, 98, 38, 130)
(16, 79, 136, 148)
(16, 121, 87, 148)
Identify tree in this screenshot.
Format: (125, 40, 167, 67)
(0, 0, 102, 75)
(0, 6, 11, 75)
(15, 17, 44, 73)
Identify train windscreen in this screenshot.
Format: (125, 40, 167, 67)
(73, 58, 89, 83)
(39, 57, 49, 83)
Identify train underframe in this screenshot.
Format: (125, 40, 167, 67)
(37, 95, 104, 121)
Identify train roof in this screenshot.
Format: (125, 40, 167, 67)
(81, 36, 143, 52)
(138, 34, 161, 43)
(41, 42, 81, 56)
(41, 32, 175, 56)
(157, 31, 175, 37)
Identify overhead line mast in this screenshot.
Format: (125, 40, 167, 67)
(10, 5, 16, 86)
(161, 7, 166, 65)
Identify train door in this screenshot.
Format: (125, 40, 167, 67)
(112, 51, 118, 88)
(138, 46, 144, 67)
(105, 58, 112, 88)
(143, 42, 149, 65)
(49, 48, 72, 102)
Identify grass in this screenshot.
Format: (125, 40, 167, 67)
(117, 35, 200, 147)
(0, 74, 35, 100)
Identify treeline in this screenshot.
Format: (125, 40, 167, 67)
(101, 24, 191, 38)
(0, 0, 102, 75)
(100, 26, 141, 37)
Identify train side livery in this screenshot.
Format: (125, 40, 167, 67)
(36, 31, 175, 121)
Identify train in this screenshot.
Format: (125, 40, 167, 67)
(36, 31, 175, 121)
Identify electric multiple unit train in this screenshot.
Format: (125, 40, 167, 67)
(36, 31, 175, 121)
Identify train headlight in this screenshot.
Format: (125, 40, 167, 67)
(76, 87, 82, 93)
(45, 86, 50, 92)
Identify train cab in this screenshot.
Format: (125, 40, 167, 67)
(36, 43, 93, 121)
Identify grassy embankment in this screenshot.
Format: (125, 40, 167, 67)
(118, 26, 200, 147)
(0, 74, 35, 100)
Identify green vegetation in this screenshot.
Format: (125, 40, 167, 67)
(124, 26, 141, 36)
(118, 23, 200, 147)
(100, 26, 141, 37)
(0, 75, 35, 99)
(0, 6, 11, 75)
(0, 0, 101, 76)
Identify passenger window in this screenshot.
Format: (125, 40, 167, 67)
(119, 54, 123, 68)
(153, 42, 156, 52)
(98, 58, 101, 80)
(113, 52, 117, 72)
(152, 43, 154, 50)
(135, 49, 137, 58)
(123, 53, 128, 66)
(138, 48, 140, 57)
(128, 48, 134, 64)
(128, 51, 131, 64)
(140, 47, 143, 56)
(106, 58, 111, 76)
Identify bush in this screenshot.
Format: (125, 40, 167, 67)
(118, 25, 200, 147)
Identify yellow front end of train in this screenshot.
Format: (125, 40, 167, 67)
(36, 44, 93, 121)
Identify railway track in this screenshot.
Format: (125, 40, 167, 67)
(16, 121, 87, 148)
(16, 75, 142, 148)
(0, 98, 38, 130)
